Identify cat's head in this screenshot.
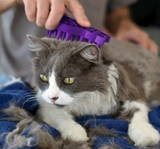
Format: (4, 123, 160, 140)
(28, 35, 113, 106)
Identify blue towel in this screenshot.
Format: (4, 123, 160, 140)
(0, 82, 160, 149)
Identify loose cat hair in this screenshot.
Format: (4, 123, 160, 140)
(27, 35, 160, 147)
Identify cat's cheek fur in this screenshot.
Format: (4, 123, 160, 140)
(40, 72, 74, 105)
(41, 89, 53, 104)
(41, 88, 74, 105)
(54, 91, 74, 105)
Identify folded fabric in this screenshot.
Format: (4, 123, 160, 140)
(0, 82, 160, 149)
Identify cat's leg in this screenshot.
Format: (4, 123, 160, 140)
(122, 101, 159, 147)
(37, 105, 89, 142)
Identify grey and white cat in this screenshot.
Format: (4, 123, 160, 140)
(28, 35, 160, 147)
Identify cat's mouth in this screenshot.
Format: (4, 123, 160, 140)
(47, 94, 74, 106)
(50, 98, 70, 107)
(53, 103, 65, 108)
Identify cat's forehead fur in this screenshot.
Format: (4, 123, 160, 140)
(35, 38, 82, 70)
(28, 35, 100, 69)
(29, 36, 94, 54)
(40, 38, 91, 66)
(28, 36, 99, 68)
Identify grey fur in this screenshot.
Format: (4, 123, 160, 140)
(98, 141, 122, 149)
(28, 36, 146, 113)
(28, 36, 160, 106)
(28, 36, 160, 146)
(3, 36, 160, 148)
(117, 106, 139, 122)
(6, 118, 33, 146)
(29, 37, 160, 119)
(1, 104, 30, 121)
(98, 141, 160, 149)
(2, 104, 93, 149)
(86, 126, 119, 138)
(6, 135, 27, 149)
(101, 38, 160, 105)
(30, 36, 110, 94)
(86, 125, 134, 146)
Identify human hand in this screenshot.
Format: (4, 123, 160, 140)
(22, 0, 90, 30)
(115, 19, 158, 55)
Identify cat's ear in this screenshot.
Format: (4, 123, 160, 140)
(27, 35, 50, 53)
(75, 44, 101, 63)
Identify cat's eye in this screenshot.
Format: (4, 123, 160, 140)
(64, 78, 75, 84)
(40, 74, 48, 82)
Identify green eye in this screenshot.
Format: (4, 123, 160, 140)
(40, 74, 48, 82)
(64, 78, 75, 84)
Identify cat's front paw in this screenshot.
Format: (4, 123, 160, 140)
(62, 124, 89, 142)
(128, 122, 160, 147)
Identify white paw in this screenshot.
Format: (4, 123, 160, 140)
(62, 124, 89, 142)
(128, 122, 160, 147)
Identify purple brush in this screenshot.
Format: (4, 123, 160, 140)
(47, 15, 111, 48)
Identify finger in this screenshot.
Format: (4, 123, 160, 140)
(138, 32, 152, 50)
(45, 0, 65, 30)
(136, 34, 157, 54)
(138, 38, 149, 50)
(65, 0, 90, 27)
(117, 31, 150, 51)
(130, 33, 158, 54)
(23, 0, 36, 22)
(127, 31, 149, 50)
(148, 40, 158, 55)
(116, 32, 158, 55)
(36, 0, 50, 27)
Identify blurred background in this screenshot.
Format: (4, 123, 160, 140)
(0, 0, 159, 53)
(129, 0, 160, 49)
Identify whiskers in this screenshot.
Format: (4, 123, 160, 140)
(11, 90, 42, 110)
(18, 92, 36, 102)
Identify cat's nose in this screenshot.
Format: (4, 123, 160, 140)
(49, 96, 59, 102)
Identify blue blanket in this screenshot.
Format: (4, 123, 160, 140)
(0, 82, 160, 149)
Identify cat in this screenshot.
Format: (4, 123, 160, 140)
(28, 35, 160, 147)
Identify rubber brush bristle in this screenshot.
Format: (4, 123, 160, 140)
(47, 16, 111, 48)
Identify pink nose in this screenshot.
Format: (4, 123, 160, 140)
(49, 97, 59, 102)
